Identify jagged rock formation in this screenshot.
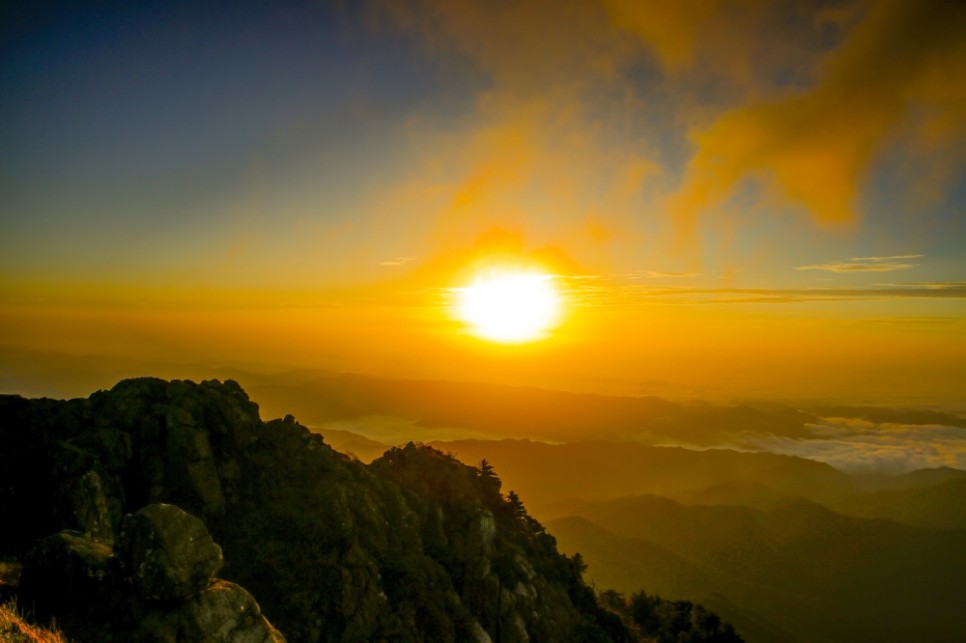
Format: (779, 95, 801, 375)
(18, 504, 284, 642)
(1, 378, 625, 642)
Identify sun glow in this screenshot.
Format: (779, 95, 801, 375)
(455, 270, 561, 343)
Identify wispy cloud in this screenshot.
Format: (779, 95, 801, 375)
(379, 257, 416, 267)
(625, 270, 701, 279)
(796, 255, 922, 273)
(796, 262, 914, 273)
(562, 279, 966, 307)
(852, 254, 924, 262)
(876, 281, 966, 289)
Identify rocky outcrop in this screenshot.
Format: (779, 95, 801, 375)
(119, 503, 223, 601)
(18, 503, 283, 642)
(0, 379, 625, 642)
(0, 379, 258, 557)
(370, 443, 613, 642)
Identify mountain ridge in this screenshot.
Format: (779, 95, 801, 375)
(0, 377, 634, 642)
(548, 493, 966, 643)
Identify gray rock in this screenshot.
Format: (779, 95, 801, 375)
(120, 503, 223, 601)
(165, 407, 227, 519)
(135, 580, 286, 643)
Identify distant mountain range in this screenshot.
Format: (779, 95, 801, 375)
(247, 372, 817, 444)
(414, 439, 966, 643)
(425, 439, 853, 515)
(547, 495, 966, 643)
(241, 370, 966, 444)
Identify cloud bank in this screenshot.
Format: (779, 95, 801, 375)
(371, 0, 966, 261)
(742, 417, 966, 474)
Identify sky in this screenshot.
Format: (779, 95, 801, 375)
(2, 0, 965, 404)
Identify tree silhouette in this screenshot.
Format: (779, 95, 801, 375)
(602, 590, 744, 643)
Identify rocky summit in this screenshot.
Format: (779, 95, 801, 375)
(0, 378, 626, 642)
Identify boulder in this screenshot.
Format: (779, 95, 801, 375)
(119, 504, 222, 601)
(18, 508, 285, 642)
(135, 580, 286, 643)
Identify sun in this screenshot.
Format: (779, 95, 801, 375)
(455, 270, 561, 343)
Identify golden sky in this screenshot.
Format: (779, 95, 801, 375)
(2, 0, 965, 403)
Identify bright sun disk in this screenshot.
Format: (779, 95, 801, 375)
(455, 271, 561, 343)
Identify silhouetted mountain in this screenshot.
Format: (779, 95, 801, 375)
(246, 373, 817, 444)
(855, 466, 966, 491)
(548, 496, 966, 643)
(319, 426, 393, 462)
(546, 517, 803, 643)
(828, 478, 966, 529)
(0, 378, 629, 642)
(9, 377, 955, 642)
(429, 439, 854, 517)
(664, 481, 795, 510)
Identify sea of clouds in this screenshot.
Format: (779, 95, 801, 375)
(739, 417, 966, 474)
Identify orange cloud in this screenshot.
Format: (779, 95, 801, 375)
(368, 0, 657, 268)
(369, 0, 965, 275)
(602, 0, 724, 70)
(669, 1, 966, 231)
